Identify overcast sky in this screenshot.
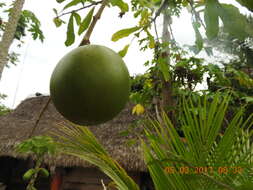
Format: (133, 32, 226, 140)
(0, 0, 249, 108)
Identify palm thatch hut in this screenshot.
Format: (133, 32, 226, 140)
(0, 95, 154, 190)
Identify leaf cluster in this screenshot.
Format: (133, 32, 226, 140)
(0, 3, 44, 66)
(142, 94, 253, 190)
(130, 73, 157, 107)
(190, 0, 253, 53)
(23, 168, 49, 181)
(15, 136, 56, 190)
(15, 136, 57, 157)
(53, 0, 129, 46)
(129, 48, 206, 109)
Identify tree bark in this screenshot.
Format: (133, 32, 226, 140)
(161, 10, 174, 118)
(0, 0, 25, 80)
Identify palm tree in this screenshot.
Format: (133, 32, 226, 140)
(142, 94, 253, 190)
(0, 0, 25, 80)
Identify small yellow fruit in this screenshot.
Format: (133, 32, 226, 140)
(50, 45, 130, 125)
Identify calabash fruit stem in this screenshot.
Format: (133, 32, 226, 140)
(79, 0, 109, 46)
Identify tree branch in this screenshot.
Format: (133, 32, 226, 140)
(28, 96, 51, 138)
(57, 1, 103, 18)
(154, 19, 160, 42)
(168, 22, 176, 45)
(79, 0, 109, 46)
(187, 0, 206, 30)
(151, 0, 168, 23)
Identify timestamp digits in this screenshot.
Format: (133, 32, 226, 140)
(164, 166, 243, 175)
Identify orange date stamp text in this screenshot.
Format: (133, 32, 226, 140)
(164, 166, 243, 175)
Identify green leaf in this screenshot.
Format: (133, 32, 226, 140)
(118, 44, 130, 57)
(21, 10, 44, 42)
(192, 21, 203, 54)
(63, 0, 84, 10)
(65, 14, 75, 46)
(145, 30, 155, 49)
(182, 0, 189, 7)
(78, 7, 94, 35)
(110, 0, 129, 12)
(204, 0, 219, 40)
(236, 182, 253, 190)
(53, 17, 63, 27)
(73, 12, 81, 25)
(56, 0, 66, 3)
(234, 0, 253, 12)
(52, 8, 58, 15)
(219, 4, 253, 40)
(38, 168, 49, 178)
(111, 26, 140, 42)
(242, 97, 253, 103)
(23, 169, 36, 181)
(0, 3, 6, 8)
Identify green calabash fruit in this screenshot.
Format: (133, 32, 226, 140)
(50, 45, 130, 125)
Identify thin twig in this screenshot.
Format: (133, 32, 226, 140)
(28, 97, 51, 138)
(151, 0, 168, 23)
(187, 0, 206, 30)
(79, 0, 109, 46)
(168, 23, 175, 43)
(154, 19, 160, 42)
(57, 1, 103, 18)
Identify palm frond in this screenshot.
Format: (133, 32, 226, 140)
(142, 93, 253, 190)
(52, 122, 139, 190)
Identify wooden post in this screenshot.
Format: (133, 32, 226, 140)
(50, 168, 63, 190)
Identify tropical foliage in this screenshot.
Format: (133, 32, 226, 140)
(53, 122, 140, 190)
(143, 94, 253, 190)
(0, 2, 44, 66)
(53, 94, 253, 190)
(15, 136, 57, 190)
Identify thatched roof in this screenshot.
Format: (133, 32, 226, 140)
(0, 96, 146, 171)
